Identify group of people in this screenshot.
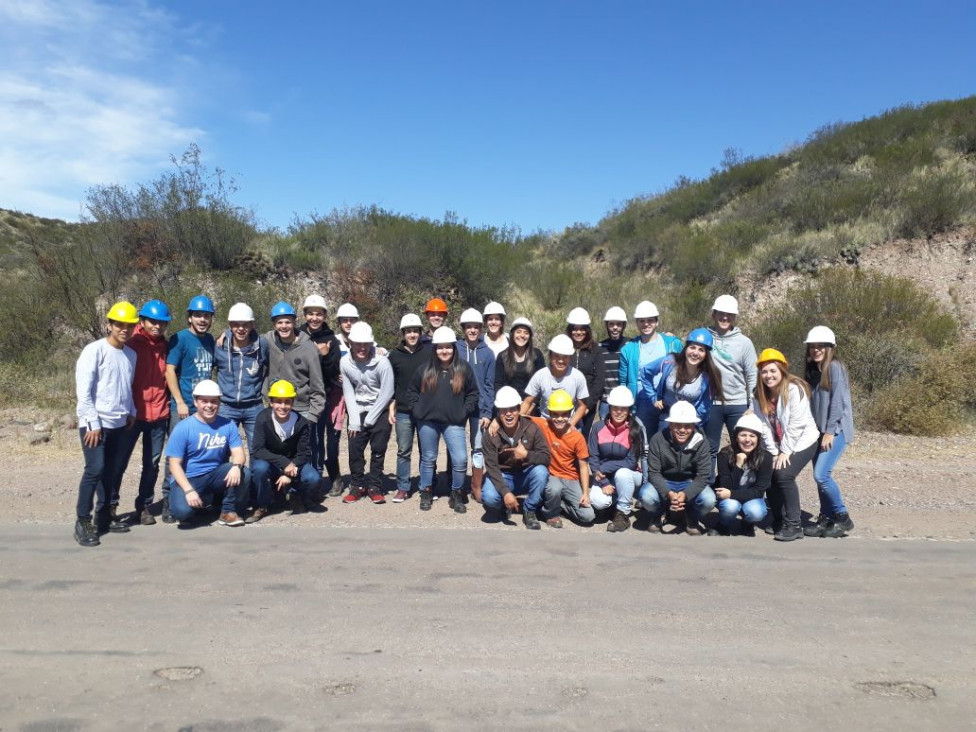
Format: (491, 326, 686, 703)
(73, 293, 855, 546)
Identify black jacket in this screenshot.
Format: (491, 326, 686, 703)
(715, 446, 773, 504)
(647, 428, 712, 501)
(493, 347, 545, 399)
(388, 342, 431, 413)
(406, 364, 480, 426)
(571, 343, 607, 412)
(300, 323, 342, 386)
(250, 407, 313, 470)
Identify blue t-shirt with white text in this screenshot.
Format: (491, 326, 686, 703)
(165, 414, 242, 479)
(166, 329, 215, 412)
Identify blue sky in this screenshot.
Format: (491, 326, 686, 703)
(1, 0, 974, 234)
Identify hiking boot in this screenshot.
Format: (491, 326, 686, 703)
(804, 514, 832, 537)
(823, 513, 854, 538)
(774, 524, 803, 542)
(449, 490, 467, 514)
(392, 490, 409, 503)
(522, 509, 541, 530)
(218, 512, 245, 527)
(288, 493, 309, 515)
(139, 509, 156, 526)
(607, 510, 631, 533)
(328, 477, 345, 498)
(97, 510, 130, 534)
(419, 489, 433, 511)
(684, 514, 703, 536)
(161, 497, 176, 523)
(245, 507, 269, 524)
(740, 523, 756, 537)
(74, 519, 100, 547)
(342, 487, 364, 504)
(763, 520, 782, 536)
(545, 516, 564, 529)
(368, 490, 386, 505)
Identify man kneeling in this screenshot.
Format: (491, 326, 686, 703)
(248, 380, 323, 522)
(166, 380, 250, 526)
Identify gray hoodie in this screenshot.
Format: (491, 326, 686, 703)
(340, 349, 394, 430)
(706, 326, 758, 407)
(264, 330, 326, 421)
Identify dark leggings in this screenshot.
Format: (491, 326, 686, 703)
(767, 440, 818, 527)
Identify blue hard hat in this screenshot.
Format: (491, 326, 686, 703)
(187, 295, 215, 314)
(686, 328, 714, 349)
(270, 301, 297, 319)
(138, 299, 172, 322)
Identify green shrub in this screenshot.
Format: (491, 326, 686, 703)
(896, 169, 973, 238)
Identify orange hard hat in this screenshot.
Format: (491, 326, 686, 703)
(425, 297, 449, 314)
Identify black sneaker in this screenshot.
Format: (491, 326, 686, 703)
(607, 510, 631, 533)
(707, 524, 731, 537)
(161, 497, 176, 524)
(74, 519, 100, 547)
(740, 523, 756, 537)
(823, 513, 854, 538)
(804, 514, 832, 537)
(774, 525, 804, 542)
(522, 509, 541, 530)
(448, 490, 467, 514)
(419, 489, 433, 511)
(97, 509, 130, 534)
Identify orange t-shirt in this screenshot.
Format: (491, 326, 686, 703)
(530, 417, 589, 480)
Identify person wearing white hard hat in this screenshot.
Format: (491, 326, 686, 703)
(803, 326, 855, 538)
(457, 307, 496, 497)
(299, 295, 344, 488)
(213, 302, 269, 452)
(481, 386, 552, 530)
(339, 321, 395, 504)
(638, 400, 715, 535)
(406, 326, 480, 513)
(704, 294, 759, 477)
(165, 379, 250, 528)
(711, 413, 771, 536)
(387, 313, 431, 503)
(263, 302, 326, 428)
(494, 317, 545, 400)
(598, 306, 628, 420)
(522, 334, 589, 429)
(482, 301, 509, 356)
(587, 386, 649, 533)
(618, 300, 682, 436)
(565, 307, 606, 437)
(334, 302, 360, 358)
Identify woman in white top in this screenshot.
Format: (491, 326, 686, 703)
(753, 348, 820, 542)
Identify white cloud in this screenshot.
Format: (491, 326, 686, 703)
(0, 0, 205, 220)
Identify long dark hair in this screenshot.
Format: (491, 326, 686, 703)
(805, 345, 845, 391)
(501, 327, 537, 379)
(565, 323, 595, 350)
(420, 344, 470, 394)
(673, 343, 724, 401)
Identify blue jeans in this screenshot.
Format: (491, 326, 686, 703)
(418, 421, 467, 492)
(219, 402, 262, 452)
(812, 431, 848, 516)
(76, 426, 132, 521)
(168, 464, 250, 521)
(717, 497, 768, 527)
(482, 464, 548, 513)
(639, 481, 717, 520)
(118, 418, 168, 511)
(590, 469, 644, 514)
(635, 400, 661, 442)
(312, 411, 341, 479)
(468, 415, 484, 470)
(394, 411, 418, 492)
(705, 404, 749, 479)
(250, 460, 320, 508)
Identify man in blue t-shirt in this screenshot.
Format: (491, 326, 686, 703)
(161, 295, 216, 522)
(165, 379, 250, 527)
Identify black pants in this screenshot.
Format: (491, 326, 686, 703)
(767, 440, 818, 527)
(348, 412, 392, 491)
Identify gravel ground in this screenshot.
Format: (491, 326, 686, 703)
(3, 407, 974, 541)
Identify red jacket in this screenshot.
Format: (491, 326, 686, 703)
(129, 324, 170, 421)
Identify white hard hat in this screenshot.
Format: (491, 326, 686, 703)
(482, 301, 506, 317)
(607, 385, 635, 408)
(547, 334, 576, 356)
(633, 301, 660, 319)
(711, 295, 739, 315)
(665, 401, 700, 424)
(302, 295, 328, 312)
(431, 326, 457, 344)
(733, 413, 765, 435)
(227, 303, 254, 322)
(805, 326, 836, 346)
(604, 306, 627, 323)
(494, 386, 522, 409)
(335, 303, 359, 318)
(192, 379, 221, 398)
(510, 317, 533, 332)
(399, 313, 423, 330)
(566, 307, 592, 326)
(348, 321, 374, 344)
(459, 307, 483, 325)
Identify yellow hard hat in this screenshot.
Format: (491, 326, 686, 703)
(756, 348, 788, 368)
(547, 389, 575, 413)
(268, 380, 297, 399)
(106, 301, 139, 324)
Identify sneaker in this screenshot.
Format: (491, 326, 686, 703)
(804, 514, 832, 537)
(139, 509, 156, 526)
(774, 524, 803, 542)
(288, 493, 309, 514)
(97, 511, 130, 534)
(522, 509, 541, 530)
(545, 516, 564, 529)
(607, 510, 631, 533)
(448, 490, 467, 514)
(328, 477, 345, 498)
(342, 487, 364, 504)
(74, 519, 100, 547)
(392, 490, 409, 503)
(419, 489, 433, 511)
(823, 513, 854, 538)
(707, 524, 731, 537)
(763, 522, 782, 536)
(740, 523, 756, 537)
(368, 490, 386, 505)
(685, 514, 703, 536)
(245, 507, 269, 524)
(162, 497, 176, 524)
(218, 512, 245, 527)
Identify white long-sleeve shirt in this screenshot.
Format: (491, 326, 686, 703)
(756, 383, 820, 456)
(75, 339, 137, 431)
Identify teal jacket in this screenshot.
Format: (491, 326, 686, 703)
(618, 334, 683, 401)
